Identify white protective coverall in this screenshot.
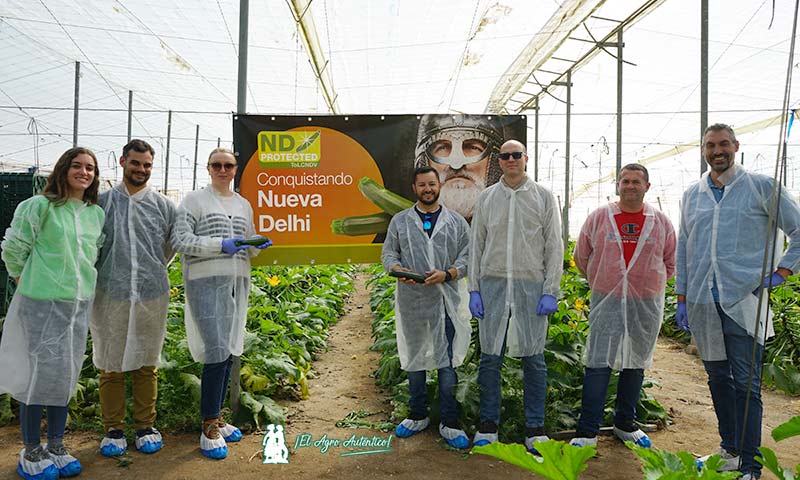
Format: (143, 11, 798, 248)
(171, 186, 259, 364)
(380, 205, 472, 371)
(0, 196, 104, 405)
(574, 202, 676, 370)
(469, 176, 563, 357)
(676, 164, 800, 361)
(91, 183, 176, 372)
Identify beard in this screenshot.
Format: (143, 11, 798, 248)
(707, 154, 733, 173)
(437, 170, 485, 221)
(124, 171, 149, 187)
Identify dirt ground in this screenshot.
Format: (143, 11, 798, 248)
(1, 274, 799, 479)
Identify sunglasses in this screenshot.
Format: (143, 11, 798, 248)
(498, 151, 524, 160)
(209, 162, 237, 171)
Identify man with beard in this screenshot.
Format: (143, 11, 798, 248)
(676, 124, 800, 480)
(414, 114, 505, 222)
(91, 139, 176, 456)
(469, 139, 563, 453)
(381, 166, 472, 449)
(571, 164, 676, 451)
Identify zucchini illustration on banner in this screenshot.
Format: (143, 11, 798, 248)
(331, 212, 392, 236)
(358, 177, 413, 215)
(295, 131, 320, 152)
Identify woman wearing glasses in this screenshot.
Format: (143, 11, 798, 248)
(171, 147, 271, 459)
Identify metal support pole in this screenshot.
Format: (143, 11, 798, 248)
(127, 91, 133, 142)
(218, 137, 221, 148)
(192, 125, 199, 191)
(616, 29, 623, 187)
(164, 110, 172, 193)
(700, 0, 709, 175)
(534, 97, 539, 182)
(230, 0, 250, 419)
(73, 61, 80, 147)
(237, 0, 249, 114)
(563, 70, 572, 249)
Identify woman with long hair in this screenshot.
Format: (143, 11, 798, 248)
(0, 147, 105, 480)
(171, 148, 271, 459)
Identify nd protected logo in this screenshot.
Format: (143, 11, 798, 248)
(258, 130, 321, 168)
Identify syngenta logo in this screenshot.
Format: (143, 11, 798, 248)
(262, 424, 289, 464)
(258, 130, 321, 168)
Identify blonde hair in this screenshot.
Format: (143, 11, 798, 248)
(207, 147, 235, 164)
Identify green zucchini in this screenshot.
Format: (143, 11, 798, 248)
(331, 212, 391, 236)
(235, 237, 272, 247)
(358, 177, 413, 215)
(388, 270, 427, 283)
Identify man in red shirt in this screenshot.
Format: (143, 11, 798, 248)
(571, 164, 676, 450)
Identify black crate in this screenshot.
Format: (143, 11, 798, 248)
(0, 172, 46, 317)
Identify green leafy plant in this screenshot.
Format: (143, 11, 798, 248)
(757, 415, 800, 480)
(472, 440, 596, 480)
(626, 442, 740, 479)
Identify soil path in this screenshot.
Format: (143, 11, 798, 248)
(0, 273, 799, 479)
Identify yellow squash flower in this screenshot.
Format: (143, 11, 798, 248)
(267, 275, 281, 287)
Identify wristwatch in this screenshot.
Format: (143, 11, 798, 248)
(444, 270, 453, 282)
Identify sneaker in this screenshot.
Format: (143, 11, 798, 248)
(569, 435, 598, 448)
(472, 421, 498, 447)
(613, 425, 652, 448)
(135, 427, 163, 454)
(216, 419, 242, 443)
(395, 417, 430, 438)
(99, 429, 127, 457)
(439, 423, 469, 449)
(524, 427, 550, 454)
(696, 447, 740, 472)
(200, 420, 227, 460)
(740, 474, 757, 480)
(17, 447, 58, 480)
(44, 445, 82, 478)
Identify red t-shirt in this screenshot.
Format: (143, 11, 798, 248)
(614, 209, 645, 266)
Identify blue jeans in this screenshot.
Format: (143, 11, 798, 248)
(702, 303, 763, 476)
(407, 315, 458, 423)
(478, 336, 546, 428)
(201, 355, 233, 420)
(576, 367, 644, 435)
(19, 403, 69, 448)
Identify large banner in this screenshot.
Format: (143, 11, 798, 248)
(233, 114, 526, 265)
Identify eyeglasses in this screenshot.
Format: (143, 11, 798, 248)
(498, 151, 524, 161)
(209, 162, 237, 171)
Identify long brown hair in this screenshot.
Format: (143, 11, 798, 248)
(42, 147, 100, 205)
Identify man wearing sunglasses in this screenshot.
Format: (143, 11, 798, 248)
(381, 166, 472, 449)
(468, 139, 563, 453)
(414, 114, 505, 222)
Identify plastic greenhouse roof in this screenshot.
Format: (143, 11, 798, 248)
(1, 0, 799, 236)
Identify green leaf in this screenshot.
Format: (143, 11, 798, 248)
(756, 446, 794, 480)
(180, 373, 201, 403)
(472, 440, 595, 480)
(772, 415, 800, 442)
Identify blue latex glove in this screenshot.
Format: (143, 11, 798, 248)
(254, 236, 273, 249)
(469, 291, 484, 319)
(675, 301, 689, 332)
(754, 272, 785, 294)
(536, 294, 558, 316)
(221, 237, 250, 255)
